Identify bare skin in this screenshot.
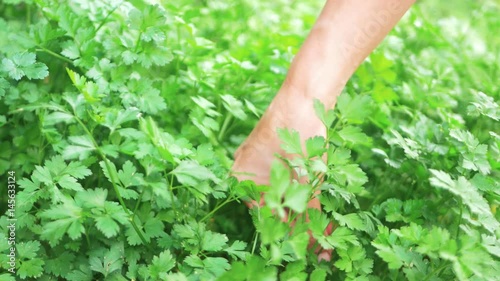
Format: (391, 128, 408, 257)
(232, 0, 416, 261)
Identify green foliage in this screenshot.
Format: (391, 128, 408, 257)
(1, 52, 48, 80)
(1, 0, 499, 280)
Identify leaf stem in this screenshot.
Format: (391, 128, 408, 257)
(133, 187, 145, 215)
(331, 116, 343, 132)
(84, 228, 91, 248)
(168, 173, 179, 221)
(200, 196, 235, 222)
(94, 2, 123, 34)
(134, 31, 143, 52)
(72, 111, 150, 248)
(455, 200, 463, 239)
(218, 114, 233, 141)
(36, 47, 73, 65)
(251, 232, 259, 255)
(423, 262, 449, 281)
(12, 104, 137, 243)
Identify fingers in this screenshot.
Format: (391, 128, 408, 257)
(241, 187, 336, 263)
(318, 250, 331, 262)
(320, 222, 335, 259)
(233, 140, 336, 263)
(244, 195, 265, 208)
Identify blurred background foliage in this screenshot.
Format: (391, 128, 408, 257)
(0, 0, 499, 280)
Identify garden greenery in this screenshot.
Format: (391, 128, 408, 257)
(0, 0, 499, 280)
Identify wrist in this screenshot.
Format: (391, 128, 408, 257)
(266, 85, 327, 141)
(235, 83, 328, 164)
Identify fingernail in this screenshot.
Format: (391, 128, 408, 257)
(318, 251, 330, 262)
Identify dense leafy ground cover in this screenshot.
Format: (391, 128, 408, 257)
(1, 0, 499, 280)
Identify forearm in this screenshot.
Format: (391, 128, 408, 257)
(234, 0, 416, 163)
(283, 0, 416, 108)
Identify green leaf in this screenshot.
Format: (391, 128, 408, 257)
(283, 183, 310, 213)
(326, 227, 359, 250)
(313, 99, 336, 127)
(67, 265, 92, 281)
(257, 211, 289, 244)
(202, 257, 231, 277)
(148, 250, 175, 279)
(0, 274, 15, 281)
(1, 53, 48, 80)
(221, 94, 247, 120)
(327, 147, 351, 166)
(184, 255, 204, 268)
(91, 244, 125, 277)
(139, 116, 175, 163)
(39, 200, 85, 245)
(43, 111, 75, 126)
(286, 232, 309, 260)
(371, 53, 397, 82)
(63, 135, 95, 159)
(467, 91, 500, 121)
(202, 231, 228, 252)
(33, 165, 52, 185)
(307, 208, 332, 238)
(280, 261, 307, 281)
(245, 99, 260, 117)
(61, 40, 80, 59)
(310, 268, 327, 281)
(335, 246, 373, 275)
(75, 188, 107, 209)
(305, 136, 326, 158)
(117, 160, 144, 187)
(171, 160, 219, 186)
(277, 128, 303, 155)
(99, 161, 120, 187)
(332, 212, 366, 231)
(137, 46, 173, 68)
(337, 94, 373, 124)
(415, 226, 453, 257)
(57, 174, 83, 191)
(95, 216, 120, 238)
(331, 164, 368, 187)
(103, 107, 140, 133)
(449, 129, 491, 174)
(184, 255, 231, 277)
(372, 226, 407, 270)
(45, 251, 76, 277)
(429, 170, 499, 233)
(18, 258, 44, 279)
(375, 245, 405, 270)
(337, 126, 372, 145)
(266, 161, 291, 217)
(136, 88, 167, 115)
(66, 67, 106, 103)
(372, 83, 399, 103)
(0, 77, 9, 98)
(218, 255, 277, 281)
(225, 240, 248, 260)
(143, 216, 165, 239)
(16, 241, 40, 259)
(194, 143, 215, 165)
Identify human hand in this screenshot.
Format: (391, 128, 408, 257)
(232, 88, 333, 261)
